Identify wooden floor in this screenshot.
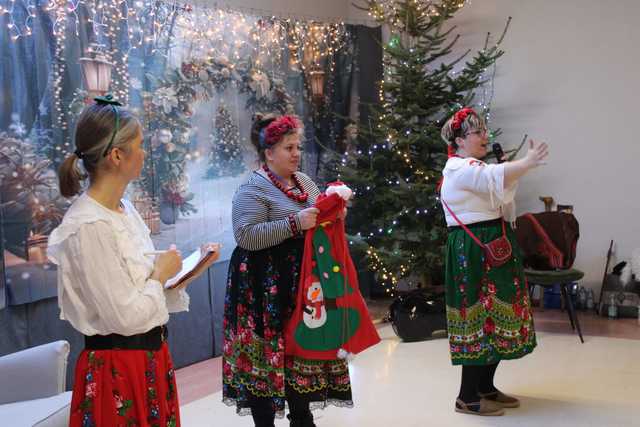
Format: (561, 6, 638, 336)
(176, 301, 640, 405)
(532, 306, 640, 340)
(176, 357, 222, 406)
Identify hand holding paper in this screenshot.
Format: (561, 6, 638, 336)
(164, 242, 221, 290)
(150, 244, 182, 285)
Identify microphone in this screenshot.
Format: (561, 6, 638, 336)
(492, 143, 505, 163)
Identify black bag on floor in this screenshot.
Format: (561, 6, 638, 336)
(389, 289, 447, 342)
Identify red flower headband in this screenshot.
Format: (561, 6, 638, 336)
(451, 107, 477, 131)
(260, 115, 301, 147)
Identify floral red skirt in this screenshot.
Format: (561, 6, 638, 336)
(69, 343, 180, 427)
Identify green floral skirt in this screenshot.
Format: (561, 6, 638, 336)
(445, 219, 537, 366)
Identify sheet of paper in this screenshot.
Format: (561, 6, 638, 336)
(164, 248, 216, 289)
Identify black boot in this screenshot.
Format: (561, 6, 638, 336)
(285, 384, 315, 427)
(252, 411, 275, 427)
(248, 395, 276, 427)
(287, 411, 316, 427)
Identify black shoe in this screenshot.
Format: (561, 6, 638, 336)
(252, 417, 276, 427)
(253, 419, 275, 427)
(287, 412, 316, 427)
(251, 408, 276, 427)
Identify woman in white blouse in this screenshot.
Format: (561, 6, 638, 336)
(440, 107, 548, 416)
(47, 96, 204, 427)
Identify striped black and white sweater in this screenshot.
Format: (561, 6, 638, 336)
(232, 170, 321, 251)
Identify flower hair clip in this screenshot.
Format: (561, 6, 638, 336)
(451, 107, 477, 130)
(260, 115, 301, 148)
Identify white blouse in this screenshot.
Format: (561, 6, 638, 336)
(440, 156, 518, 226)
(47, 193, 189, 336)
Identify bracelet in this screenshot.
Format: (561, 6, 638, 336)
(288, 214, 300, 236)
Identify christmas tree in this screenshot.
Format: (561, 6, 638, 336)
(205, 104, 245, 178)
(342, 0, 509, 291)
(0, 118, 68, 256)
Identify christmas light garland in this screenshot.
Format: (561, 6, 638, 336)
(6, 1, 349, 134)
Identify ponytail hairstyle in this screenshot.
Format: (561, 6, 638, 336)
(58, 96, 141, 198)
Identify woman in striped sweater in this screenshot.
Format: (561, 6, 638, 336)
(222, 115, 353, 427)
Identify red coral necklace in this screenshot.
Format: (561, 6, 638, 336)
(262, 164, 309, 203)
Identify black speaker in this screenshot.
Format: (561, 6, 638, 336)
(389, 289, 447, 342)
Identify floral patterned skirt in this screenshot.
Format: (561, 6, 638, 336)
(222, 238, 352, 418)
(69, 343, 179, 427)
(445, 220, 537, 366)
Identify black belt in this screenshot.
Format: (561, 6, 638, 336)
(84, 325, 167, 351)
(448, 217, 503, 230)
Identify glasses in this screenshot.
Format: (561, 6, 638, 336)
(465, 128, 488, 138)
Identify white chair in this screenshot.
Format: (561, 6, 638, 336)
(0, 340, 72, 426)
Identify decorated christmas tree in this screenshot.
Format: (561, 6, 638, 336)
(205, 104, 245, 178)
(0, 117, 67, 257)
(342, 0, 509, 291)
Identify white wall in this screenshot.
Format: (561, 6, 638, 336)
(435, 0, 640, 291)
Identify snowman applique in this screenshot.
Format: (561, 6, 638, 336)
(303, 280, 327, 329)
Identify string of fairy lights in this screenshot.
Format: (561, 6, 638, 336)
(50, 0, 68, 131)
(170, 8, 348, 74)
(1, 0, 34, 40)
(366, 0, 470, 30)
(2, 0, 351, 133)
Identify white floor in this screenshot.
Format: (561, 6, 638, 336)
(181, 325, 640, 427)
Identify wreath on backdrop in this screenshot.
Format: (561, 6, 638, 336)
(140, 55, 294, 216)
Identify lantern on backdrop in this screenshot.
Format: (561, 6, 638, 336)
(309, 68, 325, 103)
(79, 43, 113, 99)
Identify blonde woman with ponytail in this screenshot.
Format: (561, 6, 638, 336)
(48, 96, 211, 427)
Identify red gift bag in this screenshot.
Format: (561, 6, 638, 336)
(284, 187, 380, 360)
